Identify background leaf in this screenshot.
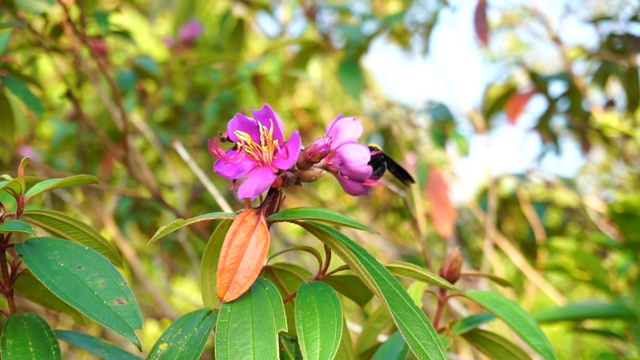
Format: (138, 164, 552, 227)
(461, 328, 532, 360)
(372, 331, 409, 360)
(533, 301, 636, 323)
(15, 237, 143, 349)
(56, 330, 141, 360)
(200, 220, 232, 309)
(337, 58, 364, 100)
(0, 219, 35, 236)
(2, 75, 43, 117)
(323, 274, 374, 306)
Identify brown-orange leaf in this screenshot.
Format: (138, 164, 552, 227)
(216, 208, 270, 303)
(426, 168, 457, 240)
(506, 88, 536, 124)
(474, 0, 489, 47)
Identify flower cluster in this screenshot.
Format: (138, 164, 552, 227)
(209, 104, 376, 199)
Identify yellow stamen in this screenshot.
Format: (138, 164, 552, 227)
(234, 120, 279, 166)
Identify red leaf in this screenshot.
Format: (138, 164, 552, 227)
(426, 169, 457, 240)
(505, 88, 536, 124)
(474, 0, 489, 47)
(217, 208, 270, 302)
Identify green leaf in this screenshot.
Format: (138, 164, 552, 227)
(200, 220, 232, 309)
(15, 270, 89, 326)
(300, 222, 446, 360)
(150, 212, 236, 244)
(406, 281, 428, 307)
(12, 0, 54, 14)
(338, 58, 364, 100)
(22, 209, 123, 268)
(335, 319, 356, 360)
(296, 281, 343, 360)
(268, 207, 376, 233)
(450, 312, 496, 335)
(624, 66, 639, 113)
(0, 313, 61, 360)
(2, 76, 43, 117)
(0, 31, 11, 54)
(147, 309, 217, 360)
(0, 219, 35, 236)
(262, 262, 312, 335)
(323, 274, 373, 306)
(356, 306, 392, 356)
(0, 177, 25, 198)
(15, 237, 143, 349)
(279, 332, 303, 360)
(386, 261, 456, 291)
(533, 301, 636, 323)
(372, 331, 409, 360)
(215, 278, 287, 360)
(461, 328, 532, 360)
(25, 175, 99, 199)
(56, 330, 141, 360)
(465, 290, 557, 360)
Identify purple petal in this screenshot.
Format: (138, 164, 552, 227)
(214, 154, 256, 179)
(227, 113, 259, 142)
(332, 143, 372, 181)
(335, 175, 372, 196)
(272, 130, 301, 170)
(237, 166, 277, 199)
(252, 104, 284, 143)
(326, 116, 363, 148)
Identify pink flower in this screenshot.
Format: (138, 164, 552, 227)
(322, 115, 373, 196)
(209, 104, 301, 199)
(178, 19, 204, 44)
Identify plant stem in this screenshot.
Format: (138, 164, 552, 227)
(432, 288, 448, 332)
(0, 234, 16, 315)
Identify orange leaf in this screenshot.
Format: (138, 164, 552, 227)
(474, 0, 489, 47)
(505, 88, 536, 124)
(426, 169, 457, 240)
(217, 208, 271, 303)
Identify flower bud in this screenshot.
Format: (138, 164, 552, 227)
(297, 137, 332, 170)
(297, 168, 325, 183)
(439, 247, 462, 284)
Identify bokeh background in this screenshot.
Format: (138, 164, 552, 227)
(1, 0, 639, 358)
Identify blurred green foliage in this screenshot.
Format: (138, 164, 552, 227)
(1, 0, 640, 358)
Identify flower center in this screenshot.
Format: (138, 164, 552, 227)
(234, 120, 279, 166)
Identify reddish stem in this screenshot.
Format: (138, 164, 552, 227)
(432, 288, 448, 332)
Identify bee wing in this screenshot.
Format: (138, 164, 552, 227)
(382, 152, 415, 186)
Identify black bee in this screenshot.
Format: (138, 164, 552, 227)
(368, 144, 415, 186)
